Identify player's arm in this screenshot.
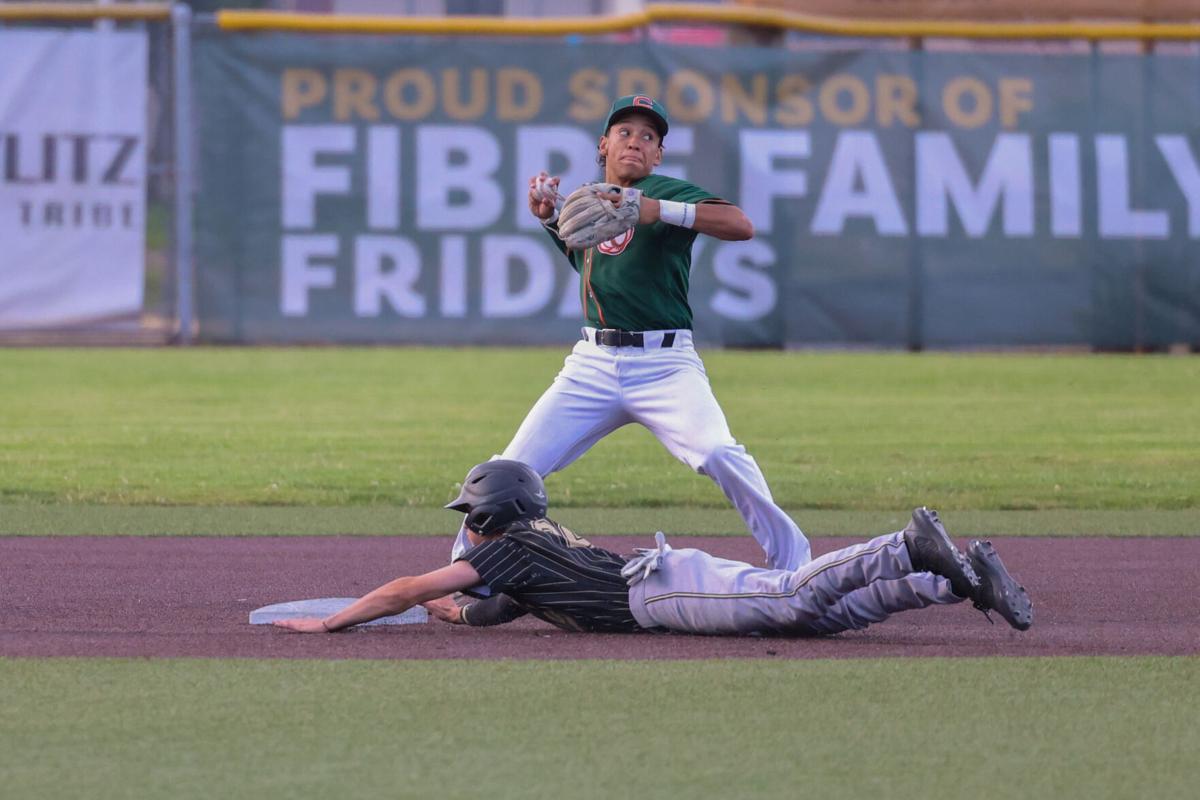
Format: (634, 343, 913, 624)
(424, 593, 529, 627)
(638, 197, 753, 241)
(273, 560, 482, 633)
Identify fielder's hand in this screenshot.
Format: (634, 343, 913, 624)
(528, 172, 562, 221)
(557, 182, 642, 250)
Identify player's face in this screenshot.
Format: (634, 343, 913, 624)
(600, 113, 663, 183)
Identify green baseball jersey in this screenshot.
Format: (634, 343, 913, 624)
(545, 174, 724, 332)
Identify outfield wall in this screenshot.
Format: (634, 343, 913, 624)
(194, 33, 1200, 348)
(3, 6, 1199, 348)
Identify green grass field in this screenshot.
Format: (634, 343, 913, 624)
(2, 348, 1198, 513)
(1, 348, 1197, 798)
(3, 657, 1196, 799)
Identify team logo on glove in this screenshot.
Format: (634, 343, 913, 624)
(597, 227, 635, 255)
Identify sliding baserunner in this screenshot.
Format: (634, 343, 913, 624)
(275, 460, 1033, 637)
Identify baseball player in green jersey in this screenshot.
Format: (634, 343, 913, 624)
(451, 95, 811, 576)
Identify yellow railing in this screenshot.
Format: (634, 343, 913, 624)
(1, 1, 1198, 40)
(216, 3, 1200, 40)
(0, 2, 171, 21)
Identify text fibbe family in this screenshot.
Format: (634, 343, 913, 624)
(276, 67, 1200, 322)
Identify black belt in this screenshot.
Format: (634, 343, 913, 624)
(589, 329, 676, 348)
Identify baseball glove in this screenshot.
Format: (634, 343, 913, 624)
(557, 183, 642, 249)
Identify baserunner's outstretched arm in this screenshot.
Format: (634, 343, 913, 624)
(273, 561, 482, 633)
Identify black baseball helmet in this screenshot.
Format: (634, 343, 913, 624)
(445, 460, 548, 536)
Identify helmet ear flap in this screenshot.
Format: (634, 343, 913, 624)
(466, 509, 494, 535)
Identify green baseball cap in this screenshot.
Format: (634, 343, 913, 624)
(602, 94, 669, 139)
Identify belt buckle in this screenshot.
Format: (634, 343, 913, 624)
(596, 329, 646, 348)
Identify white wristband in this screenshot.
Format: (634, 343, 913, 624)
(658, 200, 696, 229)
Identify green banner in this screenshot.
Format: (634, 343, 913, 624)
(194, 34, 1200, 348)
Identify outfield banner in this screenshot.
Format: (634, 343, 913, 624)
(0, 29, 147, 330)
(193, 35, 1200, 347)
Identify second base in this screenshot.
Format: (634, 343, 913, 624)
(249, 597, 428, 627)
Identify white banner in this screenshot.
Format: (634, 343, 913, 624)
(0, 29, 147, 329)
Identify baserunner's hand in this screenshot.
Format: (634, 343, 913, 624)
(272, 618, 331, 633)
(421, 595, 464, 624)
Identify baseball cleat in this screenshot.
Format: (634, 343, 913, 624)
(967, 540, 1033, 631)
(903, 507, 980, 599)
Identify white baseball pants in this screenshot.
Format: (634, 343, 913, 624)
(452, 328, 811, 570)
(626, 531, 964, 636)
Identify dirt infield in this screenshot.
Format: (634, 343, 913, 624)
(3, 535, 1197, 660)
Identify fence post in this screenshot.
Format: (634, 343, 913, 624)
(906, 35, 926, 351)
(172, 2, 195, 345)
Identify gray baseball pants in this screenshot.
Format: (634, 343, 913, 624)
(627, 531, 963, 636)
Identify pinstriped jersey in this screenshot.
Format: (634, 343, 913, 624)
(456, 517, 642, 633)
